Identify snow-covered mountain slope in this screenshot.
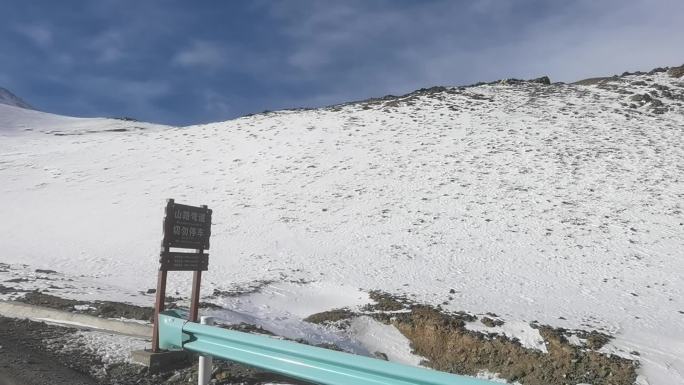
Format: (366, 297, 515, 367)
(0, 87, 33, 109)
(0, 103, 169, 135)
(1, 68, 683, 384)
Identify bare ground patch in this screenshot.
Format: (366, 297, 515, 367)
(0, 315, 309, 385)
(7, 288, 639, 384)
(17, 291, 154, 321)
(305, 292, 638, 385)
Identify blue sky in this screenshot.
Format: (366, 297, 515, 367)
(1, 0, 683, 125)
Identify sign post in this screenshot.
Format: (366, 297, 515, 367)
(151, 199, 212, 352)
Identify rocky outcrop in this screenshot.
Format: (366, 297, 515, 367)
(667, 64, 684, 78)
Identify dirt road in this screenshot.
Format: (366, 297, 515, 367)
(0, 316, 96, 385)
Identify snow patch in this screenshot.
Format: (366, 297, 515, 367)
(465, 320, 548, 353)
(566, 334, 586, 347)
(476, 370, 521, 384)
(50, 330, 147, 366)
(206, 282, 374, 355)
(350, 316, 426, 366)
(74, 304, 96, 311)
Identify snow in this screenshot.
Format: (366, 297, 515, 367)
(202, 282, 426, 364)
(0, 103, 168, 135)
(1, 71, 683, 384)
(49, 330, 148, 367)
(35, 317, 104, 330)
(566, 334, 585, 347)
(206, 281, 371, 352)
(349, 316, 426, 366)
(476, 371, 521, 384)
(464, 320, 548, 353)
(0, 263, 153, 306)
(211, 281, 370, 320)
(73, 304, 96, 311)
(600, 328, 684, 385)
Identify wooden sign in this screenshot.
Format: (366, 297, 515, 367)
(162, 201, 212, 250)
(152, 199, 212, 352)
(160, 252, 209, 271)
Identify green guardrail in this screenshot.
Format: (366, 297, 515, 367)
(158, 309, 498, 385)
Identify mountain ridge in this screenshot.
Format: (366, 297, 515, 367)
(0, 64, 683, 384)
(2, 63, 682, 126)
(0, 86, 33, 110)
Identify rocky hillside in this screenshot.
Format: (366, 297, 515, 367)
(0, 64, 683, 384)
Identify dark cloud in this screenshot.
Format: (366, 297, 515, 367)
(1, 0, 682, 125)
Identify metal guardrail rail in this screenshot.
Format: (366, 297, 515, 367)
(158, 309, 497, 385)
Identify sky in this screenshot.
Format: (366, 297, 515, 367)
(1, 0, 683, 126)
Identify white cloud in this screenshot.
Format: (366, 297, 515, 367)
(89, 31, 126, 63)
(263, 0, 684, 98)
(171, 39, 280, 78)
(172, 41, 228, 69)
(13, 23, 53, 47)
(202, 89, 234, 116)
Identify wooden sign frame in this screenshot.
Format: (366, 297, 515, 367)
(152, 199, 212, 352)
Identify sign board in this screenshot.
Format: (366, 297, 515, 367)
(152, 199, 214, 352)
(160, 252, 209, 271)
(162, 200, 212, 250)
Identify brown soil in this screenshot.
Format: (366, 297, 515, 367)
(392, 307, 636, 385)
(305, 294, 638, 385)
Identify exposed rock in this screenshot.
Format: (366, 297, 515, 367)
(361, 291, 410, 311)
(630, 93, 652, 104)
(650, 98, 664, 107)
(576, 330, 612, 350)
(304, 308, 355, 325)
(0, 284, 26, 294)
(198, 301, 222, 309)
(35, 269, 59, 274)
(530, 76, 551, 85)
(5, 277, 30, 283)
(572, 77, 613, 86)
(480, 316, 504, 327)
(219, 322, 275, 336)
(667, 64, 684, 78)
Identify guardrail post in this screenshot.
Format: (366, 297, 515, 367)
(198, 316, 215, 385)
